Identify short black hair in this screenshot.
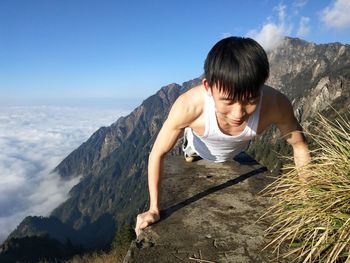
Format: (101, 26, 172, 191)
(204, 36, 269, 101)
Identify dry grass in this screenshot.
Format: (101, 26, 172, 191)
(261, 112, 350, 263)
(65, 246, 128, 263)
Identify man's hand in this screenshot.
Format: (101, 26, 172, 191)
(134, 209, 160, 237)
(297, 167, 311, 183)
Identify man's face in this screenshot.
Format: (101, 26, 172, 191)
(209, 86, 260, 127)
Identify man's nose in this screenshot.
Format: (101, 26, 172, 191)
(229, 105, 245, 119)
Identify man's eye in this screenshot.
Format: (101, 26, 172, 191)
(247, 98, 258, 104)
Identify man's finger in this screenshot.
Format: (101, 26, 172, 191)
(135, 214, 142, 231)
(134, 223, 140, 236)
(135, 223, 142, 236)
(140, 221, 148, 230)
(135, 221, 149, 237)
(135, 227, 140, 237)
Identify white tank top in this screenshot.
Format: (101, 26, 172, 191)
(188, 91, 263, 163)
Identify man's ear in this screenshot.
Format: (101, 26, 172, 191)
(202, 78, 213, 96)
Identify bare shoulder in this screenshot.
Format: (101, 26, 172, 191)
(262, 85, 289, 105)
(261, 85, 302, 138)
(165, 84, 205, 129)
(262, 85, 293, 122)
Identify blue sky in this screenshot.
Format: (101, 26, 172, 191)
(1, 0, 350, 103)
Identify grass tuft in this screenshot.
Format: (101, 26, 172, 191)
(261, 112, 350, 263)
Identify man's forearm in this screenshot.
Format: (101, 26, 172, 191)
(292, 141, 311, 168)
(148, 153, 164, 212)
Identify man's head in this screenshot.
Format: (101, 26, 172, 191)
(203, 36, 269, 101)
(202, 36, 269, 126)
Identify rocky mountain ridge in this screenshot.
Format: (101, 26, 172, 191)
(267, 37, 349, 120)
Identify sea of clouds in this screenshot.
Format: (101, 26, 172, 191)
(0, 104, 131, 243)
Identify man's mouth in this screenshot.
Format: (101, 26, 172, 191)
(228, 118, 243, 125)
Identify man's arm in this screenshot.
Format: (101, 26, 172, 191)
(274, 93, 311, 173)
(135, 93, 198, 236)
(147, 117, 184, 212)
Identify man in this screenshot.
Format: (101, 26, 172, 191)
(134, 36, 311, 237)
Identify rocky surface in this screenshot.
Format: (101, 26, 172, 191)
(123, 154, 286, 263)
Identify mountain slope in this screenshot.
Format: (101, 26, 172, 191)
(4, 79, 202, 253)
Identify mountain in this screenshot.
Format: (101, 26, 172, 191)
(1, 37, 349, 262)
(0, 78, 202, 261)
(267, 37, 349, 119)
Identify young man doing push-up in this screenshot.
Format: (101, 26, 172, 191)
(135, 36, 311, 237)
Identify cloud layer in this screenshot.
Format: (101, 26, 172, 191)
(0, 105, 129, 243)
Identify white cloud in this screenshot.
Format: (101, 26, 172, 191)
(321, 0, 350, 29)
(246, 4, 292, 51)
(0, 105, 129, 244)
(297, 16, 311, 37)
(292, 0, 309, 14)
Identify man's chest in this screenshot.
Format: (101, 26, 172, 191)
(189, 112, 249, 137)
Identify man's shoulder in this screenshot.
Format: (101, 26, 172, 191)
(263, 85, 290, 108)
(263, 85, 284, 99)
(176, 84, 205, 113)
(166, 84, 205, 128)
(182, 84, 205, 102)
(262, 85, 294, 122)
